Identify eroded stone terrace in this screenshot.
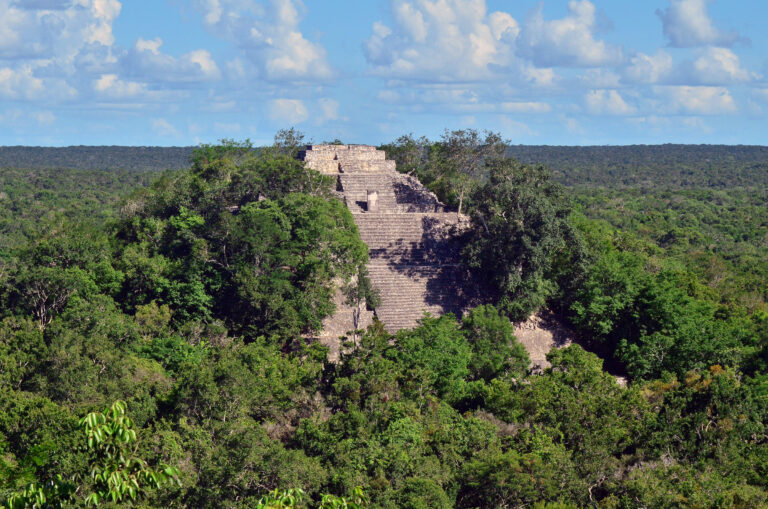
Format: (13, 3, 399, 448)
(299, 144, 471, 337)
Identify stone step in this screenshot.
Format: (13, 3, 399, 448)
(339, 173, 398, 212)
(299, 144, 469, 335)
(366, 264, 469, 332)
(340, 160, 396, 172)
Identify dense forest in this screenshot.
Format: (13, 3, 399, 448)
(1, 133, 767, 508)
(0, 147, 193, 172)
(3, 143, 768, 188)
(507, 144, 768, 188)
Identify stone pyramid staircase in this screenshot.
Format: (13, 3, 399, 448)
(299, 145, 469, 335)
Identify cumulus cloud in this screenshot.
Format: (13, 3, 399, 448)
(122, 38, 222, 82)
(364, 0, 519, 81)
(0, 65, 76, 100)
(654, 85, 737, 114)
(0, 66, 45, 99)
(0, 0, 232, 104)
(585, 89, 636, 115)
(522, 64, 558, 86)
(623, 50, 674, 84)
(656, 0, 739, 48)
(0, 0, 120, 60)
(94, 73, 147, 98)
(89, 0, 122, 46)
(269, 98, 309, 123)
(518, 0, 623, 67)
(196, 0, 332, 81)
(686, 47, 757, 85)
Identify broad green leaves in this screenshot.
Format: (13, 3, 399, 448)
(78, 401, 180, 506)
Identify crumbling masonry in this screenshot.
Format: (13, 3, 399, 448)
(299, 145, 472, 342)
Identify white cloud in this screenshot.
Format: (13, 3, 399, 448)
(94, 73, 147, 98)
(654, 85, 737, 114)
(688, 47, 756, 84)
(522, 64, 557, 86)
(585, 89, 636, 115)
(364, 0, 520, 81)
(0, 66, 44, 99)
(135, 37, 162, 54)
(0, 0, 121, 60)
(197, 0, 332, 81)
(623, 50, 674, 84)
(656, 0, 739, 47)
(0, 65, 77, 101)
(122, 38, 221, 82)
(269, 98, 308, 124)
(518, 0, 623, 67)
(152, 118, 179, 137)
(88, 0, 122, 46)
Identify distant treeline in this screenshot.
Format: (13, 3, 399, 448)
(0, 145, 194, 171)
(2, 143, 768, 188)
(507, 144, 768, 188)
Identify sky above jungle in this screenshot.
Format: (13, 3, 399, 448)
(1, 0, 767, 146)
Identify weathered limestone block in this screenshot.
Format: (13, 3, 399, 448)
(339, 160, 396, 172)
(305, 160, 340, 174)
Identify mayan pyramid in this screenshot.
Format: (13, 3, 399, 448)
(298, 144, 472, 341)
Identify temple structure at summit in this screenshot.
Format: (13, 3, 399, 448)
(298, 144, 472, 340)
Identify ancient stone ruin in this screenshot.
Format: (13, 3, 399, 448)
(299, 144, 472, 343)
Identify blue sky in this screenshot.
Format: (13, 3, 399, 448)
(1, 0, 767, 146)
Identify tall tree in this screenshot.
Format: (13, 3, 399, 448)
(463, 159, 584, 320)
(429, 129, 506, 215)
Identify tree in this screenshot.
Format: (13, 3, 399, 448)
(391, 315, 471, 403)
(380, 134, 430, 177)
(461, 304, 529, 382)
(115, 140, 367, 340)
(273, 128, 309, 158)
(462, 159, 583, 320)
(429, 129, 506, 215)
(342, 265, 381, 344)
(3, 401, 179, 508)
(78, 401, 180, 505)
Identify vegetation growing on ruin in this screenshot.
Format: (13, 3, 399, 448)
(1, 132, 767, 507)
